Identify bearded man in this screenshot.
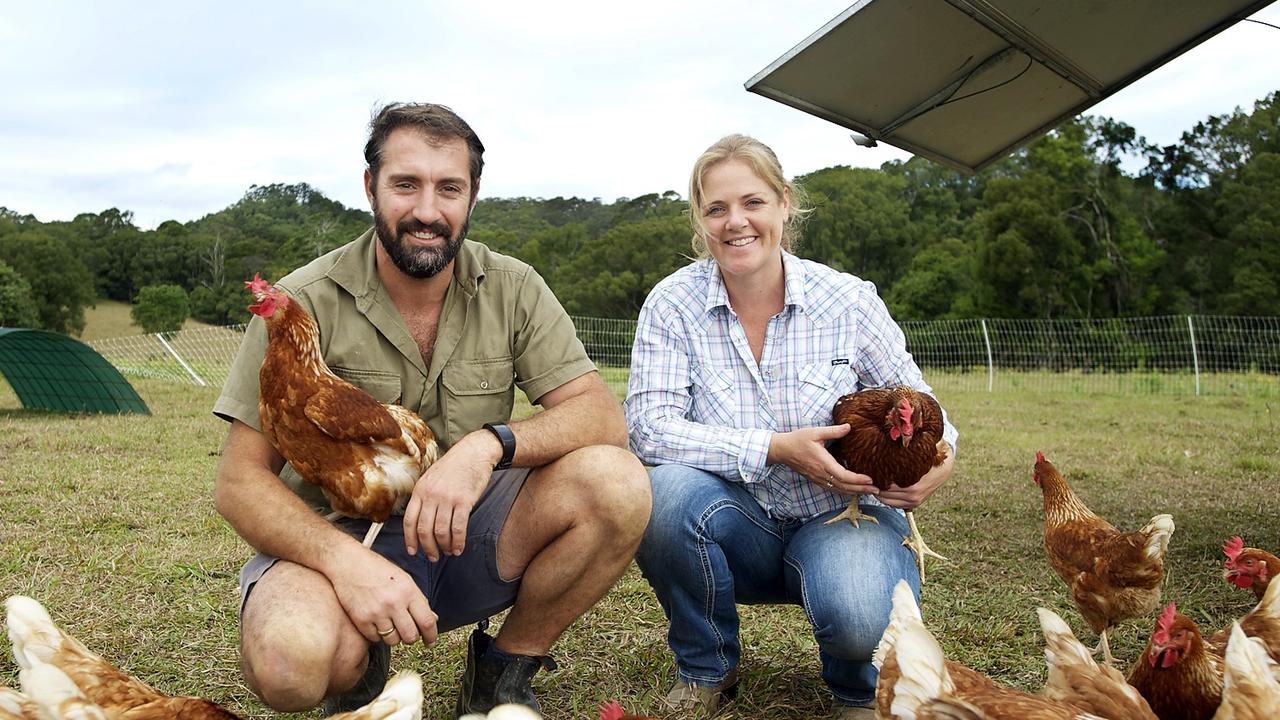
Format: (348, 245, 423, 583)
(213, 103, 650, 718)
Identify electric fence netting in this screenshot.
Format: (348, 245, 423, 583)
(86, 315, 1280, 398)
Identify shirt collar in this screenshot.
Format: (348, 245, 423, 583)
(701, 250, 810, 315)
(325, 228, 487, 302)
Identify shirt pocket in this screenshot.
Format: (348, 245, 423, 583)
(441, 358, 516, 438)
(797, 360, 855, 424)
(689, 364, 736, 427)
(330, 366, 404, 405)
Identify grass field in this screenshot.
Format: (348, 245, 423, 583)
(0, 378, 1277, 719)
(78, 300, 212, 342)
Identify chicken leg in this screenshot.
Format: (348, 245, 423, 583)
(824, 500, 881, 528)
(1092, 628, 1115, 667)
(901, 510, 947, 584)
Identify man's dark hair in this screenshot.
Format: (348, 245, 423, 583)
(364, 102, 485, 189)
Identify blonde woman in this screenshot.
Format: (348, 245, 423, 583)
(624, 135, 957, 718)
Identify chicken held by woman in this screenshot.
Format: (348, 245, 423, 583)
(827, 385, 950, 579)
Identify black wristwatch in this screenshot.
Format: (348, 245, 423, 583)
(482, 422, 516, 470)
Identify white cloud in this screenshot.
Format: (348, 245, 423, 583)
(0, 1, 1275, 229)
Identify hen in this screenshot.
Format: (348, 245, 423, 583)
(597, 700, 659, 720)
(827, 386, 950, 580)
(1222, 537, 1278, 603)
(457, 705, 543, 719)
(1034, 451, 1175, 666)
(1209, 572, 1280, 670)
(874, 580, 1107, 720)
(246, 274, 439, 548)
(18, 663, 107, 720)
(1039, 606, 1158, 719)
(1212, 622, 1280, 720)
(1127, 604, 1224, 720)
(5, 595, 243, 720)
(0, 686, 37, 720)
(327, 671, 423, 720)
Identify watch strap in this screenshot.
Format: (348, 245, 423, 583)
(482, 422, 516, 470)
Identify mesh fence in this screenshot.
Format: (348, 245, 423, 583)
(87, 315, 1280, 398)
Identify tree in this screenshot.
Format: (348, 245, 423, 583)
(131, 284, 190, 333)
(0, 260, 39, 328)
(0, 229, 95, 335)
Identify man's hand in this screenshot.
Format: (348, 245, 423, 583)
(877, 440, 955, 511)
(402, 429, 502, 561)
(767, 423, 880, 498)
(328, 544, 438, 647)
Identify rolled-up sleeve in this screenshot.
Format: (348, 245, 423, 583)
(624, 298, 772, 482)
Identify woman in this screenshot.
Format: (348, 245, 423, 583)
(624, 134, 957, 719)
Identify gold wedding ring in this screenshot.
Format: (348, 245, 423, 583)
(377, 626, 394, 637)
(826, 475, 835, 488)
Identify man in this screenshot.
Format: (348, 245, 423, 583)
(213, 102, 651, 717)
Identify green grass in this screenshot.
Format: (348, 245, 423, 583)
(0, 380, 1277, 719)
(78, 299, 212, 342)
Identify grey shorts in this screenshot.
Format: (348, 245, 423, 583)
(238, 466, 530, 634)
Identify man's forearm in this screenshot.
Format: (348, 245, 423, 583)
(507, 384, 627, 467)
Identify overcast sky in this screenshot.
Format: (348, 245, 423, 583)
(2, 1, 1277, 230)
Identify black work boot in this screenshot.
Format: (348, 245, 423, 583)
(323, 641, 390, 715)
(454, 619, 557, 718)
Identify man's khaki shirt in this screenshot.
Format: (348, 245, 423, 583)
(213, 229, 596, 510)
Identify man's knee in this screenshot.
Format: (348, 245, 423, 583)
(242, 624, 339, 711)
(561, 444, 651, 537)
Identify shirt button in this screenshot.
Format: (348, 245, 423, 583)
(480, 381, 489, 389)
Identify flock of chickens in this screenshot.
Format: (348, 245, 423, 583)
(0, 595, 655, 720)
(866, 449, 1280, 720)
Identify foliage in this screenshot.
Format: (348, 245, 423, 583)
(1, 94, 1278, 328)
(131, 284, 191, 333)
(0, 259, 39, 328)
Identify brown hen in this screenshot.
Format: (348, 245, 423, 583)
(1127, 604, 1223, 720)
(1213, 621, 1280, 720)
(827, 386, 950, 581)
(1209, 572, 1280, 670)
(1222, 537, 1279, 604)
(1034, 451, 1174, 666)
(5, 595, 243, 720)
(246, 274, 439, 548)
(874, 581, 1108, 720)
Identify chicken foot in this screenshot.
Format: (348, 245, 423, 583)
(824, 501, 881, 528)
(324, 511, 384, 548)
(1092, 628, 1115, 667)
(901, 510, 948, 584)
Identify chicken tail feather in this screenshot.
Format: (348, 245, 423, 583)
(328, 671, 423, 720)
(873, 580, 923, 671)
(5, 596, 87, 670)
(1141, 514, 1175, 559)
(19, 663, 108, 720)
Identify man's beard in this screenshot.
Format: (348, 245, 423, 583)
(373, 201, 469, 279)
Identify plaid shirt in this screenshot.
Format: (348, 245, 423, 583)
(625, 252, 958, 520)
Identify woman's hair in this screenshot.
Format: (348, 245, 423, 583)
(687, 134, 812, 258)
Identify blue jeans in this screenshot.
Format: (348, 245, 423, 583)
(636, 464, 920, 707)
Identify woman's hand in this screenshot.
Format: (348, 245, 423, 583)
(767, 424, 879, 497)
(877, 440, 955, 510)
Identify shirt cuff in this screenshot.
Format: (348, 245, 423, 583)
(736, 428, 773, 483)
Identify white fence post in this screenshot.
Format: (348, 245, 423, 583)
(980, 318, 994, 393)
(1186, 315, 1200, 397)
(155, 333, 207, 387)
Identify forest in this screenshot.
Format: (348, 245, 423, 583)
(0, 92, 1275, 337)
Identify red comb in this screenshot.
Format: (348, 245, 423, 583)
(245, 273, 272, 294)
(1223, 536, 1244, 562)
(1152, 603, 1178, 644)
(1035, 451, 1046, 463)
(599, 700, 625, 720)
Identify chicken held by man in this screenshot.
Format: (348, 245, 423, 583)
(826, 386, 950, 580)
(246, 274, 439, 548)
(1034, 451, 1175, 666)
(1127, 604, 1223, 720)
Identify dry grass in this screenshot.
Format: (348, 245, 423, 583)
(0, 379, 1276, 719)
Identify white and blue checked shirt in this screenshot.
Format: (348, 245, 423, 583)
(625, 252, 959, 521)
